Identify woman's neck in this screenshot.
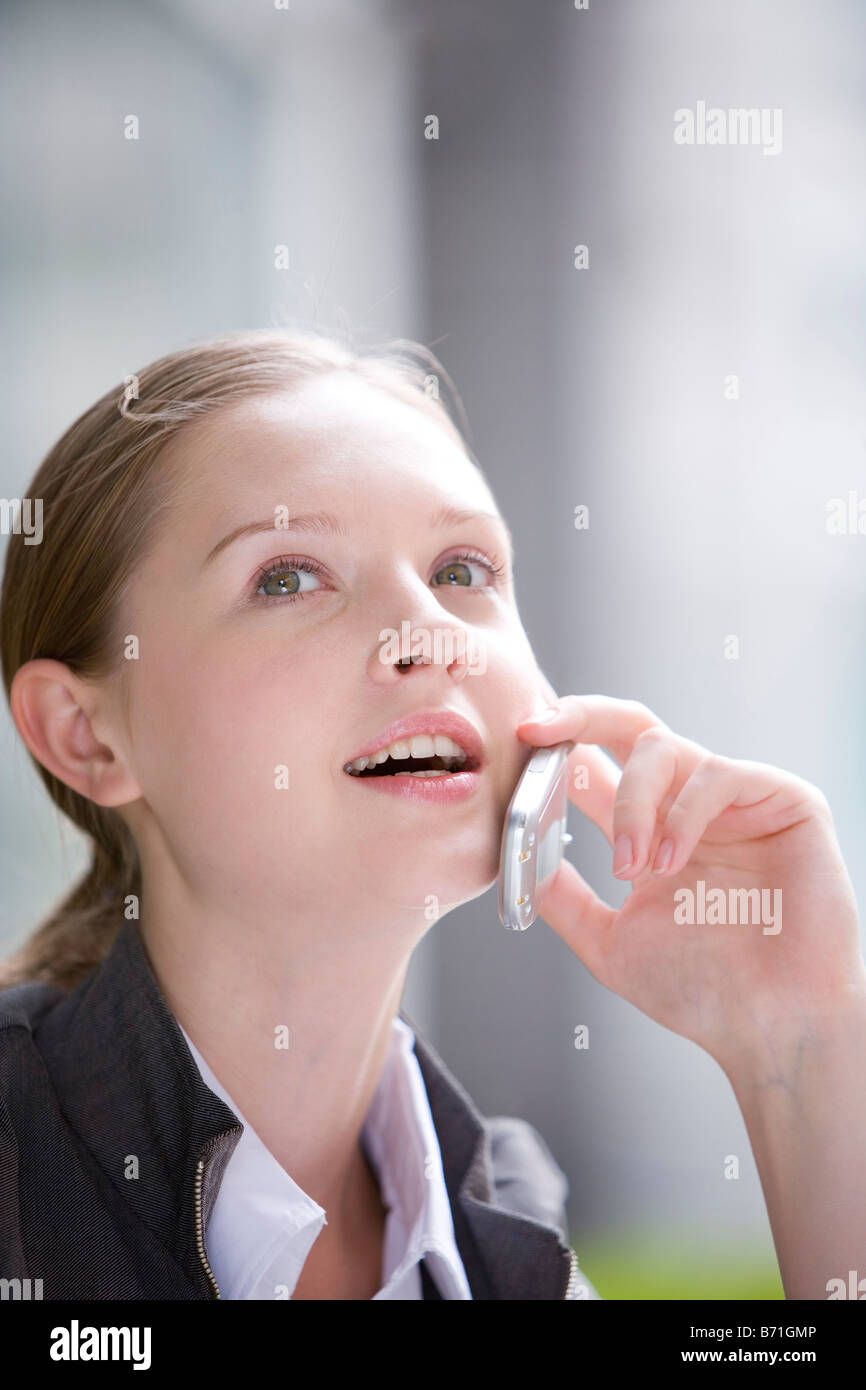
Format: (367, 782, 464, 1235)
(139, 910, 413, 1229)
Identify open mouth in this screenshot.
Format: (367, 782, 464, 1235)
(344, 752, 480, 779)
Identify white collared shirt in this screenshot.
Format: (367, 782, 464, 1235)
(178, 1015, 473, 1300)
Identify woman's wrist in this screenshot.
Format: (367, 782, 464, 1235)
(712, 974, 866, 1298)
(715, 972, 866, 1096)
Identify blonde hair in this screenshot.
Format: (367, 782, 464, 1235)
(0, 325, 478, 992)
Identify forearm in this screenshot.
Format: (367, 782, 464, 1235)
(720, 980, 866, 1301)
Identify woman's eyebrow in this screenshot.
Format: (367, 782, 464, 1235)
(203, 505, 514, 568)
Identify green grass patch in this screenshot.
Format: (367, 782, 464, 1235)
(572, 1226, 785, 1300)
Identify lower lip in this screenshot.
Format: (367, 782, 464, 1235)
(343, 766, 483, 803)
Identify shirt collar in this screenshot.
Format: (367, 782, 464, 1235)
(362, 1015, 463, 1284)
(178, 1022, 328, 1299)
(179, 1014, 471, 1298)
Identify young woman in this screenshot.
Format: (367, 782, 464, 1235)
(0, 328, 863, 1301)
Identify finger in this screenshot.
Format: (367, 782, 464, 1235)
(536, 857, 616, 983)
(609, 727, 706, 879)
(518, 694, 670, 768)
(650, 756, 812, 876)
(565, 741, 620, 846)
(517, 694, 620, 840)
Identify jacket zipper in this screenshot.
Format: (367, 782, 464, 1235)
(195, 1130, 238, 1300)
(564, 1247, 580, 1299)
(194, 1155, 221, 1298)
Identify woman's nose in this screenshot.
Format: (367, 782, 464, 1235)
(373, 625, 477, 684)
(363, 568, 487, 683)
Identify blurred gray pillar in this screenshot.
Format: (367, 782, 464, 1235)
(398, 0, 618, 1244)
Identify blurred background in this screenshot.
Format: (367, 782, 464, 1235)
(3, 0, 865, 1299)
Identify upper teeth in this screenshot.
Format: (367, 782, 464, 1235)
(343, 733, 469, 773)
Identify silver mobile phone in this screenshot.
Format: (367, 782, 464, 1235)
(497, 739, 575, 931)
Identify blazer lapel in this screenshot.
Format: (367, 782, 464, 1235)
(403, 1015, 573, 1299)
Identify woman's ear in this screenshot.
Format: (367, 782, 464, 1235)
(9, 657, 142, 807)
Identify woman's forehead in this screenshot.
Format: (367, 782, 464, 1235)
(163, 383, 496, 515)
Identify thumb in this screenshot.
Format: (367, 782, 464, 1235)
(537, 856, 615, 983)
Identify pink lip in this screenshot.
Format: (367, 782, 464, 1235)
(344, 763, 483, 804)
(343, 709, 485, 768)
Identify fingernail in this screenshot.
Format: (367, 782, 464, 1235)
(525, 705, 560, 723)
(613, 834, 633, 876)
(652, 838, 674, 874)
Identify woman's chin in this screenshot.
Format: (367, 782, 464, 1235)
(400, 858, 500, 918)
(337, 814, 502, 907)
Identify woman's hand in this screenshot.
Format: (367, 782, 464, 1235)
(518, 682, 866, 1297)
(517, 686, 866, 1073)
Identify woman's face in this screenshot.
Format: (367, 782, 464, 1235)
(117, 372, 550, 926)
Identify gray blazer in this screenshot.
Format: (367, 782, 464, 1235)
(0, 919, 599, 1300)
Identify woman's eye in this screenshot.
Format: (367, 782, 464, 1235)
(431, 554, 501, 588)
(256, 559, 324, 600)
